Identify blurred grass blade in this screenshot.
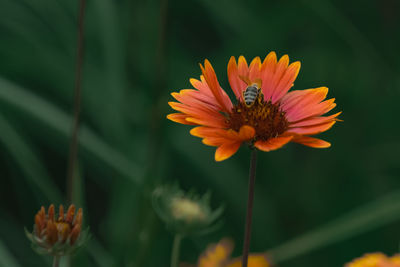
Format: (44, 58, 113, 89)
(0, 76, 142, 184)
(86, 239, 115, 267)
(69, 163, 116, 267)
(268, 190, 400, 263)
(0, 112, 61, 202)
(0, 240, 21, 267)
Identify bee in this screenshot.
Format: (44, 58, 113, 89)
(240, 76, 263, 107)
(243, 83, 261, 107)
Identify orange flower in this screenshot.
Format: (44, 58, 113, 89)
(195, 238, 270, 267)
(345, 253, 400, 267)
(26, 204, 87, 256)
(168, 52, 340, 161)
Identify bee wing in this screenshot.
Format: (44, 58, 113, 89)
(239, 75, 262, 89)
(253, 78, 262, 88)
(239, 75, 252, 85)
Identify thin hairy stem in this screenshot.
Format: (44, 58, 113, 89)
(66, 0, 86, 204)
(241, 149, 258, 267)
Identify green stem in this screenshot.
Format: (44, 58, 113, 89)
(241, 149, 258, 267)
(66, 0, 86, 204)
(170, 234, 182, 267)
(53, 255, 61, 267)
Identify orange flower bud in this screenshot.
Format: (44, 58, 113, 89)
(26, 204, 88, 256)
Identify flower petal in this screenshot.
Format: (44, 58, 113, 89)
(288, 121, 336, 135)
(186, 117, 227, 128)
(190, 77, 213, 96)
(281, 87, 328, 111)
(290, 112, 342, 128)
(269, 55, 289, 101)
(198, 239, 233, 267)
(260, 52, 277, 101)
(226, 254, 270, 267)
(215, 142, 241, 161)
(190, 126, 228, 138)
(168, 102, 223, 120)
(227, 56, 246, 100)
(238, 125, 256, 140)
(288, 99, 336, 122)
(271, 61, 300, 103)
(292, 136, 331, 148)
(254, 136, 293, 152)
(248, 56, 262, 81)
(238, 55, 249, 78)
(260, 52, 302, 104)
(167, 113, 196, 125)
(191, 126, 255, 143)
(202, 136, 232, 146)
(200, 60, 233, 112)
(222, 126, 255, 141)
(289, 112, 341, 127)
(281, 87, 337, 122)
(171, 91, 220, 111)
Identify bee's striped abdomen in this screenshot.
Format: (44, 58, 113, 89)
(243, 85, 260, 107)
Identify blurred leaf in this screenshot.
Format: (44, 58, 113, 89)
(0, 211, 50, 266)
(0, 112, 61, 202)
(0, 240, 21, 267)
(303, 0, 391, 74)
(86, 239, 115, 267)
(0, 76, 143, 184)
(268, 189, 400, 263)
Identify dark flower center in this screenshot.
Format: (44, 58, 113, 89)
(227, 92, 289, 141)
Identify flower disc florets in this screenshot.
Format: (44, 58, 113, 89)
(170, 197, 207, 223)
(26, 204, 89, 256)
(227, 95, 289, 143)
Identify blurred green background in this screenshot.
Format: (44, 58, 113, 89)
(1, 0, 400, 266)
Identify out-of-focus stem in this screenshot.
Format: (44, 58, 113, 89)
(53, 255, 61, 267)
(133, 0, 169, 265)
(170, 234, 182, 267)
(66, 0, 86, 204)
(241, 149, 258, 267)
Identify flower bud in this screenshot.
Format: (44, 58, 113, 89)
(152, 185, 223, 236)
(26, 204, 89, 256)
